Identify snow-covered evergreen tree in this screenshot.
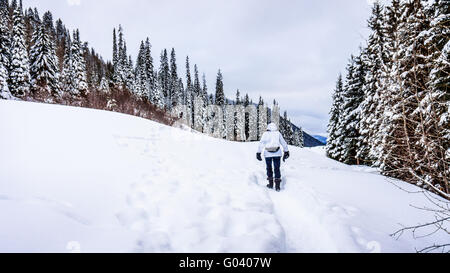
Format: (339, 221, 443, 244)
(112, 28, 119, 82)
(159, 49, 170, 106)
(113, 25, 131, 87)
(257, 97, 266, 139)
(279, 111, 294, 145)
(152, 71, 164, 109)
(389, 0, 431, 183)
(124, 54, 134, 90)
(202, 73, 208, 104)
(99, 76, 110, 93)
(215, 69, 227, 138)
(70, 30, 88, 96)
(0, 0, 11, 99)
(215, 69, 225, 106)
(0, 0, 10, 74)
(340, 54, 366, 165)
(420, 0, 449, 192)
(235, 89, 241, 105)
(42, 11, 55, 38)
(29, 23, 59, 95)
(134, 41, 149, 98)
(296, 129, 304, 148)
(144, 38, 154, 99)
(169, 48, 182, 108)
(9, 3, 30, 97)
(0, 59, 11, 99)
(193, 64, 201, 98)
(292, 128, 303, 148)
(193, 65, 206, 132)
(327, 74, 344, 160)
(247, 102, 258, 141)
(233, 89, 245, 141)
(184, 56, 193, 126)
(359, 0, 388, 165)
(61, 34, 73, 93)
(55, 19, 66, 44)
(286, 119, 295, 145)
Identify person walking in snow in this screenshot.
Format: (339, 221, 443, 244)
(256, 123, 290, 192)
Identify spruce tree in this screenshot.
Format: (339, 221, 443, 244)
(257, 96, 265, 139)
(193, 64, 201, 97)
(233, 90, 244, 140)
(61, 34, 73, 93)
(192, 65, 206, 132)
(280, 111, 289, 142)
(243, 93, 250, 139)
(286, 118, 295, 145)
(112, 28, 118, 78)
(42, 11, 55, 38)
(0, 0, 10, 98)
(134, 41, 148, 98)
(152, 71, 164, 109)
(341, 54, 366, 165)
(55, 19, 66, 42)
(124, 54, 134, 90)
(392, 0, 431, 182)
(144, 38, 154, 98)
(377, 0, 403, 170)
(420, 0, 449, 192)
(169, 48, 181, 107)
(0, 0, 10, 73)
(295, 129, 304, 148)
(71, 30, 88, 96)
(99, 76, 109, 93)
(202, 73, 208, 104)
(185, 56, 193, 125)
(0, 59, 11, 99)
(215, 69, 225, 106)
(29, 23, 59, 95)
(359, 0, 388, 165)
(9, 3, 30, 97)
(113, 25, 130, 87)
(185, 56, 192, 92)
(159, 49, 170, 104)
(327, 74, 344, 160)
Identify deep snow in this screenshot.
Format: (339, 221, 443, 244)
(0, 100, 447, 253)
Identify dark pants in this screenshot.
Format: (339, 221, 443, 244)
(265, 157, 281, 179)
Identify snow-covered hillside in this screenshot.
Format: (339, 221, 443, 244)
(0, 100, 447, 253)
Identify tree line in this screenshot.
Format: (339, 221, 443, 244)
(327, 0, 448, 198)
(0, 0, 304, 147)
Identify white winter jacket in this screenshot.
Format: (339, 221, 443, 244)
(257, 123, 289, 158)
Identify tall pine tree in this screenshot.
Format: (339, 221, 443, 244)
(29, 23, 59, 95)
(327, 74, 345, 160)
(9, 3, 30, 97)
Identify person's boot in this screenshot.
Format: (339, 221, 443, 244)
(266, 178, 274, 189)
(275, 179, 282, 192)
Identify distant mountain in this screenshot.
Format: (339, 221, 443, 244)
(303, 132, 325, 147)
(313, 135, 327, 144)
(290, 124, 325, 148)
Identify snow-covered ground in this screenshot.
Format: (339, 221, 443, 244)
(0, 100, 447, 253)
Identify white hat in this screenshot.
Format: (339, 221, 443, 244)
(267, 123, 278, 132)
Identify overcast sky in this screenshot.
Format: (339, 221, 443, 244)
(23, 0, 376, 136)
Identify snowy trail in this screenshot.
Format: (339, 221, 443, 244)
(0, 100, 448, 253)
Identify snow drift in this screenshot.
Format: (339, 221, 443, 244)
(0, 100, 447, 253)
